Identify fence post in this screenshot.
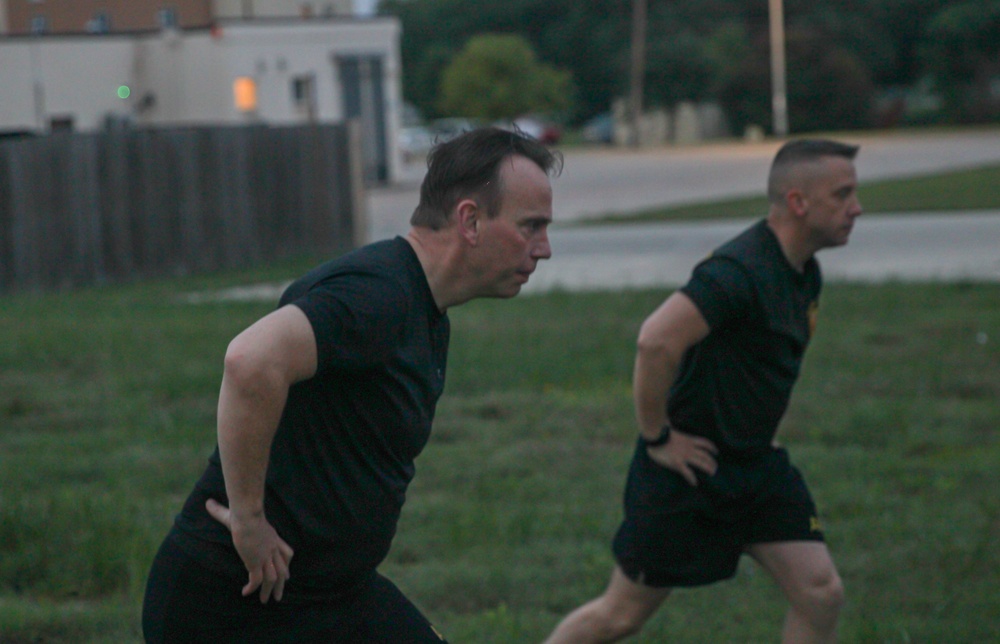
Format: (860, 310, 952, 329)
(346, 118, 369, 247)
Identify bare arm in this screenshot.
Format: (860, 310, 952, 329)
(207, 304, 318, 603)
(633, 291, 718, 485)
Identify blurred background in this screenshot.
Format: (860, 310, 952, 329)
(3, 0, 997, 292)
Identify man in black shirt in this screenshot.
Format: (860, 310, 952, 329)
(546, 139, 862, 644)
(143, 127, 561, 643)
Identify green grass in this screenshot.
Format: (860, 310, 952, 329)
(583, 162, 1000, 223)
(1, 272, 998, 642)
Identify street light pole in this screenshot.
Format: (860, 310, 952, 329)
(768, 0, 788, 137)
(629, 0, 647, 147)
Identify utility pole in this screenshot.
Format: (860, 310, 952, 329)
(768, 0, 789, 137)
(628, 0, 647, 147)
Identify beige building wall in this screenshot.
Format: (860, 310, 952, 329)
(0, 18, 404, 179)
(5, 0, 212, 35)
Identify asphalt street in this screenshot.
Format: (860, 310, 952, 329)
(370, 128, 1000, 291)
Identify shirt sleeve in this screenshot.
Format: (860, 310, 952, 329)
(288, 270, 410, 373)
(680, 255, 758, 330)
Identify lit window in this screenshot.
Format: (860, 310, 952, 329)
(233, 77, 258, 113)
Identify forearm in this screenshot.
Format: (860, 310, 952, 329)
(632, 344, 679, 440)
(216, 368, 289, 520)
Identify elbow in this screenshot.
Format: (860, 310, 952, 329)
(635, 324, 685, 372)
(636, 322, 670, 360)
(222, 337, 271, 391)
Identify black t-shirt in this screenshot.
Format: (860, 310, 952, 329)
(673, 219, 821, 455)
(172, 237, 450, 595)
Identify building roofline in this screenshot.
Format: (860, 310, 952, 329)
(0, 15, 396, 41)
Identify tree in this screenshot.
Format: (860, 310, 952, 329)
(920, 1, 1000, 123)
(381, 0, 992, 130)
(718, 26, 875, 135)
(437, 34, 574, 121)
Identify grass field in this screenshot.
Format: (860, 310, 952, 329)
(1, 270, 997, 642)
(583, 162, 1000, 223)
(1, 160, 998, 641)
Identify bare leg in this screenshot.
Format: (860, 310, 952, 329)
(544, 566, 671, 644)
(747, 541, 845, 644)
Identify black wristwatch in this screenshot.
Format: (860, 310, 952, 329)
(642, 423, 672, 447)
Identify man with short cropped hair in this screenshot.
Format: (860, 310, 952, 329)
(546, 139, 862, 644)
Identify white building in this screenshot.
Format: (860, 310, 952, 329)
(0, 10, 403, 182)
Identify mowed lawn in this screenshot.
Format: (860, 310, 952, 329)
(0, 272, 997, 642)
(584, 161, 1000, 223)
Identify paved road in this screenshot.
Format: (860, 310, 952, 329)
(369, 128, 1000, 291)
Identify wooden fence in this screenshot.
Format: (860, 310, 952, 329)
(0, 123, 365, 293)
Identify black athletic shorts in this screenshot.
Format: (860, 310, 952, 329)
(612, 439, 824, 588)
(143, 529, 447, 643)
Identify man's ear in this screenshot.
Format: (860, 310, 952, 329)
(456, 198, 480, 245)
(786, 189, 807, 217)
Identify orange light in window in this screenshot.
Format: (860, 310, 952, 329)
(233, 77, 258, 112)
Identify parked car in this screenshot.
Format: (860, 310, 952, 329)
(398, 125, 434, 163)
(429, 117, 483, 143)
(581, 112, 613, 144)
(496, 114, 561, 145)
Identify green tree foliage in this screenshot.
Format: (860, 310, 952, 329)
(437, 34, 574, 121)
(919, 1, 1000, 123)
(718, 26, 874, 135)
(380, 0, 1000, 130)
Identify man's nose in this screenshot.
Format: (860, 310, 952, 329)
(533, 230, 553, 260)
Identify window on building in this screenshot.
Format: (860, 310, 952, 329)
(292, 76, 315, 105)
(234, 77, 258, 113)
(29, 15, 48, 34)
(49, 116, 75, 132)
(87, 11, 111, 33)
(158, 8, 178, 29)
(292, 75, 317, 121)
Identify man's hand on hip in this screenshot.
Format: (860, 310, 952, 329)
(646, 430, 718, 486)
(206, 498, 295, 604)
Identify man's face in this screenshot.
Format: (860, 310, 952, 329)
(802, 155, 863, 249)
(474, 155, 553, 297)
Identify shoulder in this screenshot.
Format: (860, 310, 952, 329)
(712, 220, 773, 266)
(281, 238, 416, 304)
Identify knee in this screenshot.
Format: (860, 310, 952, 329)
(800, 569, 845, 618)
(592, 600, 650, 639)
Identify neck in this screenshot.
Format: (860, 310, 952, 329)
(766, 212, 815, 273)
(405, 228, 469, 311)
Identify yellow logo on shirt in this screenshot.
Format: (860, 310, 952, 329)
(807, 301, 819, 338)
(810, 516, 823, 532)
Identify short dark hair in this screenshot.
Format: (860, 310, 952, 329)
(767, 138, 859, 203)
(410, 127, 563, 230)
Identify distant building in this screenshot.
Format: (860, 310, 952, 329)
(1, 1, 359, 36)
(0, 1, 402, 182)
